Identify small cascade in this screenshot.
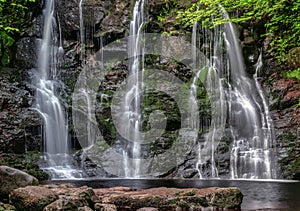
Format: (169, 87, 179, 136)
(222, 13, 276, 179)
(190, 21, 202, 177)
(192, 24, 227, 178)
(119, 0, 145, 178)
(79, 0, 84, 49)
(192, 10, 276, 179)
(77, 0, 97, 147)
(35, 0, 80, 179)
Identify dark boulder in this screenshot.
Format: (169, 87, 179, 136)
(0, 166, 38, 197)
(14, 37, 38, 69)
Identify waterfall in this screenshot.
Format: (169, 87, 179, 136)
(191, 10, 277, 179)
(79, 0, 85, 55)
(34, 0, 276, 180)
(119, 0, 145, 178)
(34, 0, 68, 176)
(35, 0, 88, 179)
(77, 0, 96, 147)
(35, 0, 68, 154)
(191, 23, 227, 178)
(223, 14, 276, 179)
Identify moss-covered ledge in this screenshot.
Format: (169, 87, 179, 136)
(4, 185, 243, 210)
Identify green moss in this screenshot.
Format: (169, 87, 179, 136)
(174, 191, 183, 196)
(286, 68, 300, 81)
(184, 189, 196, 196)
(0, 152, 49, 181)
(0, 202, 15, 211)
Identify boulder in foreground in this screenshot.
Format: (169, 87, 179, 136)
(7, 185, 243, 210)
(0, 165, 39, 197)
(9, 186, 58, 210)
(94, 186, 243, 210)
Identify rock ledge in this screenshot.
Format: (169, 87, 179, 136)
(6, 185, 243, 210)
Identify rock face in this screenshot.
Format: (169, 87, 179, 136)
(0, 0, 42, 159)
(0, 68, 41, 154)
(7, 185, 243, 210)
(0, 166, 39, 197)
(268, 76, 300, 179)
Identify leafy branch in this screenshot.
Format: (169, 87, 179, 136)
(0, 0, 36, 65)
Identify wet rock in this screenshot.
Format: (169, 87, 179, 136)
(56, 0, 106, 39)
(272, 77, 300, 109)
(94, 203, 117, 211)
(99, 14, 126, 43)
(137, 208, 159, 211)
(0, 153, 49, 181)
(262, 66, 300, 179)
(94, 186, 243, 210)
(21, 14, 43, 38)
(0, 75, 42, 153)
(6, 184, 242, 211)
(15, 37, 38, 69)
(273, 106, 300, 179)
(82, 2, 105, 26)
(44, 198, 88, 210)
(0, 166, 39, 197)
(97, 0, 130, 43)
(61, 40, 81, 68)
(40, 186, 96, 210)
(56, 0, 80, 36)
(78, 206, 93, 211)
(48, 186, 96, 208)
(9, 186, 57, 211)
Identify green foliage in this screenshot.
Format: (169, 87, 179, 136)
(0, 0, 36, 65)
(175, 0, 300, 73)
(0, 152, 49, 181)
(286, 68, 300, 80)
(156, 0, 194, 35)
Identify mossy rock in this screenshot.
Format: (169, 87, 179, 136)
(9, 186, 58, 211)
(0, 202, 16, 211)
(0, 152, 49, 181)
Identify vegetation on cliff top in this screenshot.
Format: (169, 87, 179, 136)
(159, 0, 300, 79)
(0, 0, 36, 65)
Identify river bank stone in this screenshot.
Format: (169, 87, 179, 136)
(0, 166, 39, 197)
(5, 185, 243, 210)
(9, 186, 57, 210)
(94, 186, 243, 210)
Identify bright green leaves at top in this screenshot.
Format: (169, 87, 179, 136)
(0, 0, 36, 65)
(177, 0, 269, 28)
(175, 0, 300, 74)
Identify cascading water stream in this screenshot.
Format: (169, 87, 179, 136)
(35, 0, 79, 178)
(190, 21, 202, 178)
(78, 0, 96, 147)
(192, 9, 276, 179)
(79, 0, 85, 54)
(35, 0, 277, 180)
(120, 0, 145, 178)
(192, 23, 227, 178)
(222, 13, 276, 179)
